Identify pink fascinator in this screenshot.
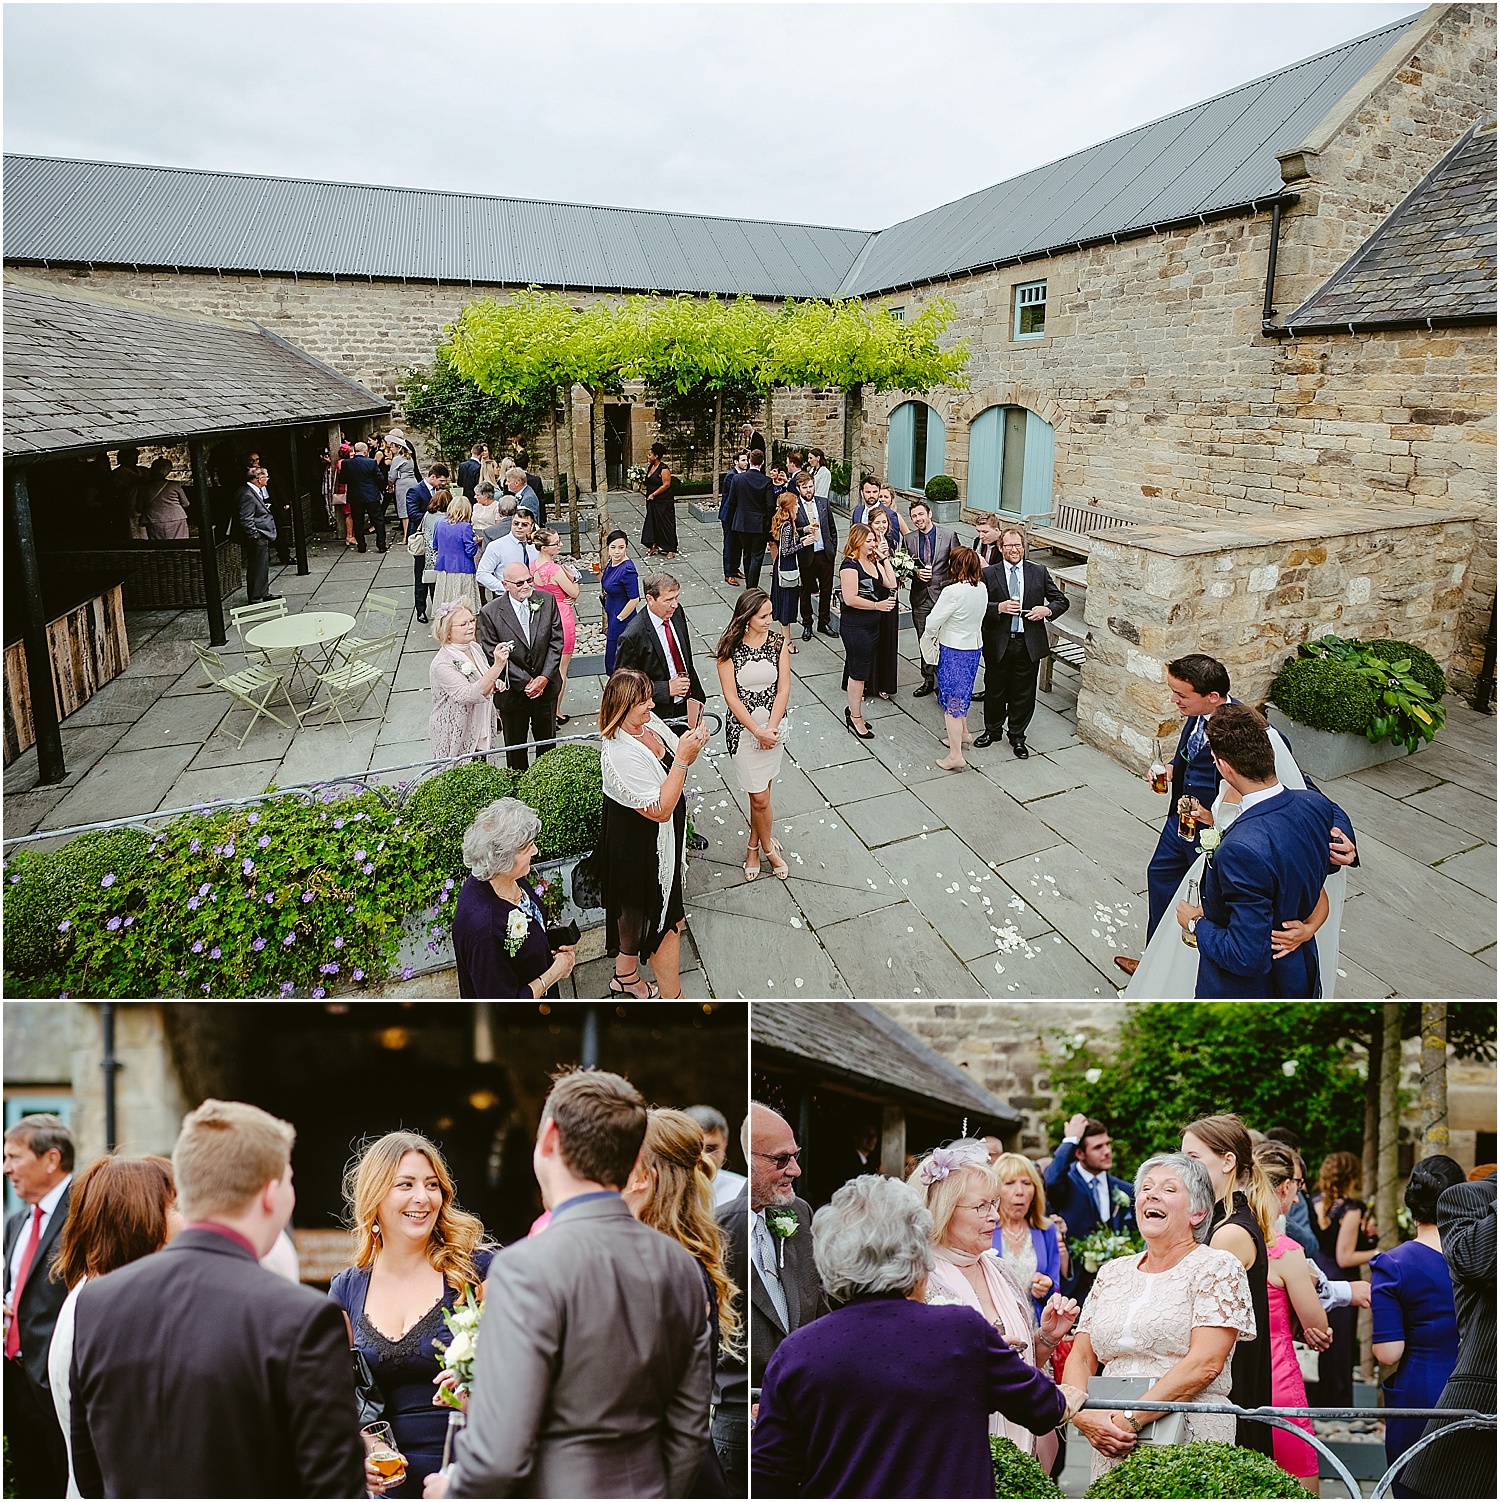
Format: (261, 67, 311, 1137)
(435, 601, 464, 620)
(915, 1140, 989, 1186)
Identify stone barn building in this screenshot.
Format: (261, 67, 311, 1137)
(5, 3, 1492, 750)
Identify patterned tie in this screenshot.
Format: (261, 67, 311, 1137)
(1009, 564, 1024, 633)
(664, 619, 687, 679)
(753, 1214, 789, 1330)
(1186, 716, 1207, 759)
(4, 1205, 44, 1361)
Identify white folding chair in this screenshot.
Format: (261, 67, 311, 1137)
(337, 591, 404, 664)
(195, 643, 302, 747)
(305, 634, 398, 738)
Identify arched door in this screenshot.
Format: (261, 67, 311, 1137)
(967, 405, 1055, 516)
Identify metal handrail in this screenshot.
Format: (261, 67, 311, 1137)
(2, 712, 723, 852)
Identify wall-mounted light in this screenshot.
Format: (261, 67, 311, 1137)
(468, 1090, 500, 1112)
(378, 1027, 410, 1050)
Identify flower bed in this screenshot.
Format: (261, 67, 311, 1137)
(3, 748, 603, 998)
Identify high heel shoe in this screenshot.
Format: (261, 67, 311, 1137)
(744, 843, 762, 882)
(844, 708, 875, 740)
(609, 969, 660, 998)
(764, 838, 790, 879)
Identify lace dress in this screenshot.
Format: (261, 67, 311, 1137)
(726, 633, 786, 793)
(1075, 1245, 1255, 1481)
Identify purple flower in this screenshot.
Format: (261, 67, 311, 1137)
(333, 818, 345, 830)
(264, 892, 275, 904)
(333, 936, 344, 949)
(252, 937, 267, 952)
(242, 858, 255, 875)
(191, 940, 205, 954)
(106, 916, 122, 932)
(201, 983, 212, 995)
(224, 842, 235, 857)
(123, 916, 134, 928)
(301, 890, 314, 904)
(189, 839, 200, 853)
(319, 962, 339, 976)
(362, 863, 374, 876)
(210, 946, 221, 960)
(354, 849, 367, 862)
(352, 968, 365, 982)
(9, 874, 20, 884)
(283, 933, 296, 947)
(400, 966, 414, 980)
(198, 882, 211, 897)
(101, 872, 116, 888)
(187, 896, 200, 910)
(279, 981, 295, 996)
(312, 986, 326, 999)
(57, 919, 71, 932)
(258, 835, 271, 849)
(247, 812, 259, 824)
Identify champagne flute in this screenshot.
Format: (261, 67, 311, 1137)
(361, 1422, 407, 1490)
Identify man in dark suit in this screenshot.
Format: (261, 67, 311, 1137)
(1403, 1171, 1496, 1499)
(901, 499, 956, 696)
(69, 1099, 363, 1498)
(972, 511, 1004, 569)
(3, 1114, 74, 1500)
(406, 461, 448, 624)
(1043, 1113, 1134, 1304)
(740, 420, 767, 464)
(614, 572, 707, 722)
(833, 1124, 882, 1189)
(513, 449, 547, 525)
(477, 563, 566, 771)
(975, 525, 1067, 757)
(236, 465, 280, 603)
(713, 1157, 750, 1495)
(727, 450, 776, 589)
(720, 450, 750, 584)
(340, 440, 386, 553)
(456, 442, 485, 500)
(792, 469, 839, 641)
(748, 1103, 826, 1393)
(1184, 704, 1356, 998)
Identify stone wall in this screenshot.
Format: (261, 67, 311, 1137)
(1076, 505, 1479, 765)
(68, 1003, 192, 1164)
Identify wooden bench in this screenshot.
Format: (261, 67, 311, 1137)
(1028, 500, 1139, 559)
(1040, 618, 1089, 694)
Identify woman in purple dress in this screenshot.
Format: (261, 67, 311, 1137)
(752, 1174, 1081, 1498)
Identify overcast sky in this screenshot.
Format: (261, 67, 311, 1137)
(5, 2, 1418, 228)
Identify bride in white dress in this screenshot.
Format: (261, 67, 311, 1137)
(1125, 728, 1346, 998)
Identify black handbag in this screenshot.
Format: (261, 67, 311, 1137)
(352, 1344, 385, 1427)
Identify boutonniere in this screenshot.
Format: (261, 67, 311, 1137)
(1199, 827, 1222, 864)
(765, 1207, 799, 1269)
(527, 598, 540, 613)
(1112, 1186, 1132, 1211)
(504, 908, 530, 956)
(454, 654, 479, 679)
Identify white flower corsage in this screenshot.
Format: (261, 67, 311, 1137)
(455, 655, 479, 680)
(504, 908, 530, 956)
(765, 1207, 799, 1268)
(1199, 827, 1222, 863)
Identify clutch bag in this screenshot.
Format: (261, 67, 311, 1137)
(1086, 1375, 1187, 1446)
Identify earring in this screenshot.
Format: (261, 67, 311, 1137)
(372, 1222, 381, 1239)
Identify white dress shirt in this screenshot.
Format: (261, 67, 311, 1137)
(712, 1167, 748, 1207)
(651, 611, 686, 698)
(813, 466, 831, 499)
(8, 1173, 71, 1292)
(1236, 782, 1286, 814)
(797, 497, 825, 553)
(477, 533, 537, 594)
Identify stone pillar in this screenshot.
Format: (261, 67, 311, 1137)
(880, 1103, 906, 1178)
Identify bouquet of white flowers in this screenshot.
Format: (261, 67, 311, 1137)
(1069, 1226, 1144, 1274)
(434, 1285, 483, 1410)
(626, 464, 648, 491)
(887, 549, 917, 586)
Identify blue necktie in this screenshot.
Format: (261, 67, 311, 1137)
(1009, 564, 1024, 633)
(1186, 717, 1206, 759)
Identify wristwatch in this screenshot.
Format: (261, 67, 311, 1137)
(1121, 1411, 1142, 1434)
(1186, 918, 1198, 936)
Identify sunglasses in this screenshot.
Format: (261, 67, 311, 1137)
(753, 1150, 801, 1171)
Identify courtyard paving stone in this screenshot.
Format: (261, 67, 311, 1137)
(817, 900, 985, 999)
(837, 789, 943, 848)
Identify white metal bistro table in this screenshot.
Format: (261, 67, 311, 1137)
(244, 610, 356, 705)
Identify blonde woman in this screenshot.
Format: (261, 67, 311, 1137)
(992, 1151, 1068, 1317)
(330, 1132, 495, 1498)
(908, 1140, 1077, 1468)
(625, 1108, 742, 1495)
(432, 494, 482, 618)
(428, 602, 508, 759)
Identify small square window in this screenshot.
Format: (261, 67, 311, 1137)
(1014, 281, 1046, 340)
(888, 305, 905, 322)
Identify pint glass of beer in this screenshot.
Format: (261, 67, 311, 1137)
(361, 1423, 407, 1489)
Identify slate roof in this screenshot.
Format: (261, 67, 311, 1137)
(0, 13, 1425, 301)
(754, 1002, 1018, 1126)
(3, 277, 388, 460)
(1282, 122, 1497, 331)
(0, 156, 872, 300)
(835, 13, 1422, 295)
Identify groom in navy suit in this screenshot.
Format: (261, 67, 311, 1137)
(1043, 1113, 1134, 1302)
(1180, 703, 1356, 998)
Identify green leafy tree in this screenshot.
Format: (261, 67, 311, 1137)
(399, 354, 552, 466)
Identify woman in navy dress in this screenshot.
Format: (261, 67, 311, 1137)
(600, 530, 641, 674)
(1370, 1155, 1466, 1496)
(330, 1131, 497, 1498)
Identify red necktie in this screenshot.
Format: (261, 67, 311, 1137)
(5, 1206, 44, 1361)
(664, 620, 687, 678)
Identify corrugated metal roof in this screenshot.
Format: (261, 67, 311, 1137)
(1284, 122, 1497, 329)
(835, 12, 1423, 295)
(754, 1002, 1018, 1125)
(1, 155, 873, 298)
(3, 276, 388, 459)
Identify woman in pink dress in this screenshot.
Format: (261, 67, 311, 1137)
(531, 528, 581, 723)
(428, 602, 509, 759)
(1255, 1142, 1332, 1491)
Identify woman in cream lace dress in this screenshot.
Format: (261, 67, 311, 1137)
(1062, 1151, 1255, 1482)
(908, 1140, 1077, 1468)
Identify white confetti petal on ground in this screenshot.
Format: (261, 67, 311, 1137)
(790, 917, 802, 928)
(1337, 968, 1348, 977)
(1091, 929, 1101, 937)
(907, 926, 914, 933)
(887, 956, 893, 968)
(995, 962, 1005, 974)
(1053, 936, 1062, 943)
(969, 885, 981, 893)
(795, 978, 804, 988)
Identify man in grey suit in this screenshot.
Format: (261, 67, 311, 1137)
(477, 564, 565, 772)
(437, 1070, 711, 1499)
(747, 1102, 826, 1393)
(236, 466, 280, 603)
(901, 498, 955, 696)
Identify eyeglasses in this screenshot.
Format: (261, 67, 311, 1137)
(957, 1199, 1002, 1214)
(753, 1150, 801, 1170)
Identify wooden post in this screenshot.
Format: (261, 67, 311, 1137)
(190, 439, 228, 645)
(286, 426, 309, 576)
(1419, 1003, 1449, 1159)
(711, 391, 723, 511)
(549, 393, 564, 536)
(7, 467, 66, 784)
(880, 1103, 907, 1179)
(1376, 1002, 1402, 1251)
(564, 384, 581, 556)
(592, 386, 609, 552)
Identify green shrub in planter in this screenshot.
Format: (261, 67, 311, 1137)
(1267, 656, 1380, 735)
(518, 744, 603, 859)
(407, 762, 518, 879)
(3, 828, 152, 991)
(1364, 638, 1446, 702)
(1083, 1440, 1305, 1499)
(830, 461, 852, 496)
(1289, 634, 1445, 750)
(925, 474, 960, 506)
(990, 1436, 1062, 1498)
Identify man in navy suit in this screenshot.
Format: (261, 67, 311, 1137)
(728, 449, 775, 590)
(792, 469, 839, 640)
(1043, 1113, 1133, 1303)
(1181, 703, 1356, 998)
(719, 450, 749, 584)
(340, 441, 386, 553)
(405, 461, 447, 623)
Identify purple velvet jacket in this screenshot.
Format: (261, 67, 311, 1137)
(751, 1292, 1065, 1498)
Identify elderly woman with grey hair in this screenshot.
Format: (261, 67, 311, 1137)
(753, 1175, 1082, 1499)
(1061, 1151, 1256, 1482)
(452, 797, 576, 998)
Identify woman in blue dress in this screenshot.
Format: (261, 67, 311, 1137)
(330, 1132, 496, 1498)
(1370, 1155, 1466, 1496)
(599, 530, 642, 674)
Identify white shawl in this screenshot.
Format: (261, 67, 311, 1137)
(601, 714, 684, 935)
